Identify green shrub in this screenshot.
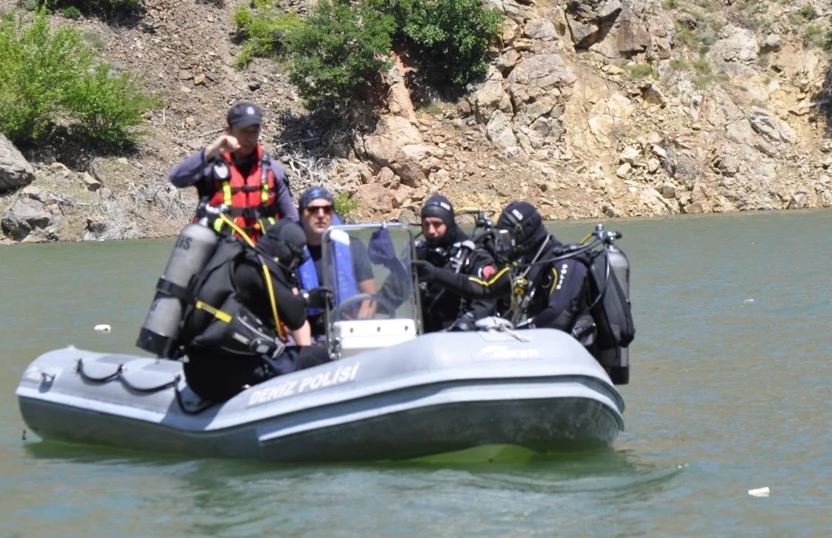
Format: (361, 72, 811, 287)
(59, 6, 82, 19)
(230, 0, 504, 112)
(37, 0, 141, 16)
(798, 4, 818, 21)
(0, 9, 158, 147)
(804, 23, 823, 47)
(334, 191, 358, 219)
(624, 63, 654, 79)
(286, 0, 394, 110)
(367, 0, 501, 87)
(232, 1, 302, 69)
(62, 63, 159, 144)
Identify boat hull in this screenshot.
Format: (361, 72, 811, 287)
(17, 329, 625, 461)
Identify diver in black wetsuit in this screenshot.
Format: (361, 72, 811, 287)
(414, 194, 497, 332)
(180, 220, 330, 401)
(414, 201, 593, 339)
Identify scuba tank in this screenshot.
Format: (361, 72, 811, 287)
(136, 210, 220, 358)
(591, 223, 633, 385)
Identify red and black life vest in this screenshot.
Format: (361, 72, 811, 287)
(208, 145, 279, 242)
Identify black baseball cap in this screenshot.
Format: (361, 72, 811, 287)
(226, 102, 263, 129)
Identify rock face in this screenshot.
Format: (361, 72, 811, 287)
(469, 52, 576, 153)
(2, 0, 832, 243)
(565, 0, 622, 49)
(1, 187, 60, 241)
(0, 134, 34, 194)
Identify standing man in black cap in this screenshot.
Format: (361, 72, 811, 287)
(169, 102, 297, 243)
(415, 194, 497, 332)
(414, 200, 592, 338)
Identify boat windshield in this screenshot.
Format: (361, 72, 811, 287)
(320, 223, 422, 356)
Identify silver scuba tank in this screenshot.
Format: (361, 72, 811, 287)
(136, 220, 219, 358)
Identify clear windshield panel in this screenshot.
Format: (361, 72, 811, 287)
(321, 223, 421, 328)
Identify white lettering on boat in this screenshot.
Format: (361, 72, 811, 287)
(247, 363, 361, 406)
(476, 345, 541, 361)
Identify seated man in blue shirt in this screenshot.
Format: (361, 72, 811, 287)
(296, 186, 377, 337)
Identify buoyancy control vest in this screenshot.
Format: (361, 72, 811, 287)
(179, 239, 286, 360)
(208, 145, 279, 241)
(297, 243, 358, 315)
(297, 215, 359, 315)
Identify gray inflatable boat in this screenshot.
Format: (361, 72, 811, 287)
(16, 223, 625, 462)
(17, 330, 623, 461)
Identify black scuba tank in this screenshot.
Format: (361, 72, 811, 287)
(136, 219, 219, 358)
(590, 223, 634, 385)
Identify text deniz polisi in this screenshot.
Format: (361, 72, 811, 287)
(248, 363, 361, 406)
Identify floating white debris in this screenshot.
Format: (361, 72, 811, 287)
(94, 324, 112, 334)
(743, 298, 755, 304)
(748, 486, 770, 497)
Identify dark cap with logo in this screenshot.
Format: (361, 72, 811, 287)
(226, 102, 263, 129)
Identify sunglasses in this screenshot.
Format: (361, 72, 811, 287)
(304, 205, 333, 215)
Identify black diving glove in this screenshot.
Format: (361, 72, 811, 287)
(304, 287, 333, 310)
(412, 259, 438, 283)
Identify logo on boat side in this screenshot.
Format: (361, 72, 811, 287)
(476, 345, 540, 361)
(248, 363, 361, 406)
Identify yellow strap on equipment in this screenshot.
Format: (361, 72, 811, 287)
(222, 180, 232, 206)
(468, 266, 510, 287)
(195, 300, 232, 323)
(260, 261, 285, 340)
(260, 181, 269, 204)
(548, 267, 560, 295)
(212, 182, 235, 233)
(217, 213, 255, 248)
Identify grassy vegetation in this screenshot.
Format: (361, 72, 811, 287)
(232, 1, 302, 69)
(624, 63, 655, 79)
(334, 191, 358, 219)
(36, 0, 141, 16)
(233, 0, 502, 112)
(0, 9, 158, 147)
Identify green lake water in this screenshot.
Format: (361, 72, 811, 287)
(0, 210, 830, 536)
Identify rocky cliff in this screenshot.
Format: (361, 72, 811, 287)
(1, 0, 831, 243)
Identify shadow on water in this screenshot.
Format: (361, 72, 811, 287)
(24, 437, 684, 495)
(20, 439, 686, 535)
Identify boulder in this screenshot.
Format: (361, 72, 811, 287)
(483, 0, 536, 22)
(648, 13, 673, 60)
(472, 67, 513, 122)
(499, 17, 521, 45)
(565, 0, 622, 48)
(497, 49, 522, 74)
(0, 134, 35, 194)
(614, 7, 651, 56)
(486, 110, 519, 151)
(352, 183, 394, 219)
(507, 53, 577, 105)
(360, 114, 436, 187)
(747, 107, 794, 144)
(710, 26, 759, 64)
(1, 196, 55, 241)
(524, 18, 557, 41)
(587, 93, 634, 142)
